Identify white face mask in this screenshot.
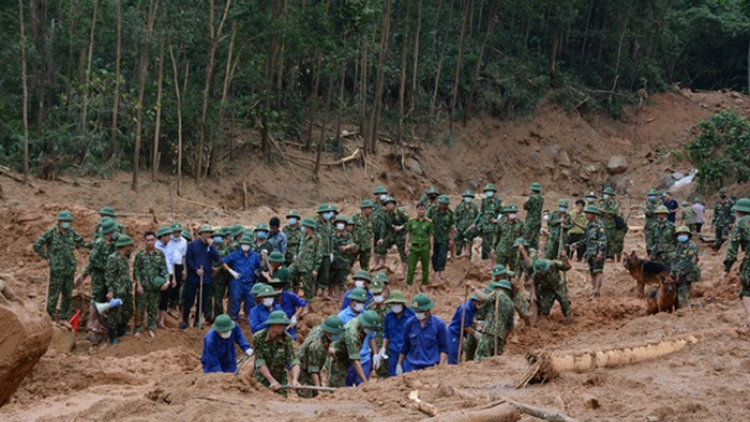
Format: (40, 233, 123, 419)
(363, 328, 374, 335)
(485, 191, 494, 198)
(509, 213, 517, 220)
(415, 312, 427, 321)
(391, 304, 403, 314)
(301, 226, 308, 233)
(373, 295, 384, 304)
(262, 298, 275, 308)
(603, 194, 610, 200)
(354, 280, 365, 289)
(559, 207, 567, 213)
(218, 331, 232, 339)
(353, 302, 365, 312)
(380, 194, 387, 201)
(543, 215, 549, 221)
(241, 244, 251, 252)
(288, 217, 298, 225)
(336, 223, 346, 231)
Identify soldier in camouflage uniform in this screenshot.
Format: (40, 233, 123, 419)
(76, 218, 118, 331)
(352, 200, 375, 271)
(283, 211, 303, 291)
(523, 183, 544, 249)
(648, 206, 676, 265)
(527, 257, 572, 321)
(581, 205, 607, 298)
(671, 226, 701, 309)
(644, 189, 661, 243)
(476, 279, 515, 360)
(372, 185, 388, 218)
(600, 187, 619, 260)
(91, 207, 124, 242)
(714, 190, 734, 249)
(545, 200, 572, 260)
(723, 197, 750, 326)
(290, 218, 321, 303)
(298, 315, 345, 397)
(375, 197, 409, 279)
(366, 280, 389, 378)
(253, 311, 301, 395)
(210, 227, 232, 317)
(494, 204, 525, 271)
(431, 195, 455, 283)
(34, 210, 90, 320)
(228, 224, 244, 251)
(133, 230, 169, 335)
(469, 184, 503, 260)
(315, 204, 335, 290)
(330, 215, 357, 300)
(455, 190, 479, 258)
(327, 310, 381, 387)
(423, 187, 440, 218)
(252, 224, 274, 268)
(680, 201, 696, 235)
(104, 234, 135, 344)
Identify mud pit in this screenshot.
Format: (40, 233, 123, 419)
(2, 91, 750, 421)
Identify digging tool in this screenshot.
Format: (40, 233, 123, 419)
(493, 292, 500, 356)
(234, 355, 253, 376)
(527, 275, 538, 325)
(558, 222, 568, 287)
(198, 266, 204, 330)
(457, 282, 470, 363)
(280, 384, 338, 392)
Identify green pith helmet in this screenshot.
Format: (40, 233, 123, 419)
(266, 310, 290, 326)
(268, 251, 285, 263)
(100, 219, 118, 234)
(230, 224, 245, 238)
(348, 288, 369, 303)
(170, 222, 184, 232)
(317, 204, 331, 214)
(584, 205, 600, 215)
(533, 259, 550, 274)
(409, 293, 435, 312)
(384, 196, 396, 205)
(602, 187, 616, 195)
(346, 218, 355, 226)
(496, 280, 513, 291)
(57, 210, 74, 222)
(373, 272, 390, 284)
(274, 268, 290, 283)
(585, 191, 597, 199)
(693, 197, 702, 203)
(357, 310, 382, 329)
(301, 217, 317, 230)
(254, 223, 269, 232)
(483, 184, 497, 192)
(251, 283, 269, 295)
(373, 185, 388, 195)
(353, 270, 372, 282)
(257, 284, 279, 298)
(322, 316, 346, 335)
(334, 214, 348, 224)
(370, 279, 385, 294)
(239, 233, 254, 244)
(425, 187, 439, 196)
(196, 224, 213, 234)
(503, 204, 519, 213)
(513, 237, 529, 248)
(213, 314, 236, 333)
(286, 210, 301, 219)
(675, 226, 692, 235)
(437, 194, 450, 204)
(330, 205, 339, 214)
(732, 198, 750, 213)
(647, 189, 659, 196)
(153, 276, 167, 289)
(462, 189, 475, 198)
(182, 230, 192, 241)
(156, 226, 172, 238)
(682, 201, 690, 207)
(492, 264, 512, 277)
(99, 206, 116, 218)
(115, 234, 134, 248)
(530, 182, 542, 192)
(385, 289, 408, 304)
(360, 199, 374, 209)
(470, 293, 480, 302)
(267, 277, 286, 287)
(558, 199, 569, 208)
(655, 205, 669, 214)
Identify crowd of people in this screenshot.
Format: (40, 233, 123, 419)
(32, 182, 750, 394)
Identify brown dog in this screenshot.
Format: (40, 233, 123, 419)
(623, 251, 671, 298)
(646, 273, 678, 315)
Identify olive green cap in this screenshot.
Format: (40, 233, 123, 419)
(266, 310, 290, 326)
(239, 233, 254, 245)
(99, 206, 116, 218)
(602, 187, 616, 195)
(230, 224, 245, 237)
(496, 280, 513, 291)
(491, 264, 513, 277)
(584, 205, 600, 215)
(197, 224, 214, 234)
(100, 219, 118, 234)
(57, 210, 74, 222)
(483, 184, 497, 192)
(503, 204, 519, 213)
(385, 289, 408, 304)
(170, 222, 184, 232)
(675, 226, 692, 235)
(181, 230, 192, 241)
(213, 314, 235, 333)
(348, 288, 369, 303)
(115, 234, 134, 248)
(156, 226, 172, 238)
(252, 283, 269, 295)
(655, 205, 669, 214)
(322, 316, 346, 335)
(732, 198, 750, 213)
(267, 277, 287, 287)
(462, 190, 475, 198)
(353, 270, 372, 282)
(286, 210, 301, 219)
(425, 187, 439, 195)
(437, 194, 450, 204)
(357, 310, 382, 329)
(513, 237, 529, 248)
(373, 186, 388, 195)
(254, 223, 269, 232)
(153, 276, 167, 289)
(301, 217, 317, 230)
(334, 214, 348, 224)
(383, 197, 397, 205)
(409, 293, 435, 312)
(647, 189, 659, 196)
(681, 201, 690, 207)
(268, 251, 285, 263)
(533, 259, 550, 274)
(693, 197, 702, 203)
(558, 199, 569, 208)
(317, 204, 331, 214)
(360, 199, 375, 209)
(373, 272, 390, 284)
(257, 284, 279, 298)
(530, 182, 542, 192)
(585, 191, 597, 198)
(370, 279, 385, 294)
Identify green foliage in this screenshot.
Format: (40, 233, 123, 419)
(687, 109, 750, 188)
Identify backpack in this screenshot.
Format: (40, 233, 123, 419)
(615, 215, 627, 231)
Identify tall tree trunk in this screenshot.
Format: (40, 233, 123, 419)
(464, 1, 498, 126)
(219, 20, 238, 133)
(336, 61, 346, 144)
(169, 42, 184, 197)
(365, 0, 392, 154)
(80, 0, 99, 137)
(430, 0, 455, 117)
(449, 0, 472, 133)
(396, 0, 410, 150)
(111, 0, 122, 159)
(19, 0, 29, 182)
(152, 37, 165, 180)
(358, 34, 368, 136)
(409, 0, 423, 114)
(305, 0, 330, 151)
(35, 0, 49, 134)
(262, 0, 283, 157)
(313, 75, 334, 181)
(133, 0, 158, 192)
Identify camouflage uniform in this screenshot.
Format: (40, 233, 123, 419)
(431, 207, 454, 272)
(523, 194, 544, 249)
(351, 212, 374, 270)
(545, 211, 572, 260)
(253, 329, 300, 395)
(292, 234, 321, 301)
(644, 200, 659, 243)
(132, 247, 168, 331)
(298, 326, 333, 397)
(681, 208, 697, 235)
(724, 215, 750, 298)
(714, 200, 734, 246)
(648, 220, 676, 265)
(327, 317, 367, 388)
(600, 198, 619, 259)
(253, 241, 274, 258)
(331, 231, 356, 287)
(316, 218, 333, 287)
(84, 237, 117, 304)
(531, 259, 572, 318)
(105, 251, 134, 338)
(671, 240, 701, 307)
(584, 218, 607, 274)
(476, 290, 514, 360)
(33, 226, 89, 319)
(375, 208, 409, 261)
(366, 302, 389, 379)
(284, 225, 303, 291)
(495, 219, 526, 270)
(212, 242, 232, 317)
(474, 196, 503, 259)
(454, 200, 479, 256)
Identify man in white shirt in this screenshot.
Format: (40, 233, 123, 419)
(164, 222, 188, 314)
(692, 197, 705, 238)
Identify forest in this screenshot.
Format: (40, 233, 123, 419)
(1, 0, 749, 189)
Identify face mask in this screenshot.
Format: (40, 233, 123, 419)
(171, 234, 181, 241)
(301, 226, 308, 233)
(354, 280, 365, 289)
(648, 196, 656, 201)
(326, 212, 336, 220)
(603, 194, 610, 200)
(218, 331, 232, 339)
(415, 312, 427, 321)
(677, 235, 689, 243)
(485, 191, 494, 198)
(213, 236, 223, 244)
(256, 231, 267, 240)
(241, 244, 251, 252)
(391, 304, 403, 314)
(559, 207, 567, 213)
(658, 216, 666, 222)
(373, 295, 384, 304)
(380, 194, 387, 201)
(353, 302, 365, 312)
(288, 217, 298, 225)
(363, 328, 374, 335)
(464, 197, 472, 203)
(262, 298, 275, 307)
(543, 215, 549, 221)
(61, 222, 71, 230)
(586, 198, 595, 203)
(509, 213, 517, 220)
(336, 223, 345, 231)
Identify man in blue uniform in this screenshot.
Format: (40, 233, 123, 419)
(222, 232, 263, 321)
(201, 314, 253, 373)
(396, 293, 448, 374)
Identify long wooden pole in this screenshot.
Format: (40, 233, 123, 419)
(457, 283, 470, 363)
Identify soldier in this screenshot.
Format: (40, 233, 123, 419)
(494, 204, 525, 271)
(211, 227, 232, 318)
(367, 279, 390, 378)
(447, 288, 485, 364)
(298, 315, 345, 397)
(423, 187, 440, 217)
(34, 210, 89, 320)
(600, 187, 619, 260)
(375, 197, 409, 279)
(382, 290, 415, 376)
(315, 204, 335, 290)
(526, 257, 572, 322)
(268, 277, 307, 340)
(405, 202, 433, 292)
(104, 234, 135, 344)
(644, 189, 661, 242)
(567, 199, 587, 261)
(92, 207, 121, 241)
(341, 270, 374, 310)
(468, 184, 503, 260)
(523, 182, 544, 249)
(714, 190, 734, 249)
(723, 197, 750, 326)
(330, 215, 357, 301)
(396, 293, 448, 373)
(132, 230, 169, 337)
(372, 185, 389, 217)
(648, 206, 676, 265)
(154, 226, 173, 328)
(249, 284, 282, 334)
(671, 226, 701, 309)
(431, 195, 455, 283)
(545, 200, 572, 260)
(290, 218, 320, 303)
(475, 280, 514, 361)
(76, 218, 118, 330)
(201, 314, 253, 374)
(681, 201, 697, 235)
(351, 200, 375, 271)
(328, 310, 381, 387)
(261, 251, 290, 286)
(585, 191, 598, 205)
(222, 232, 262, 321)
(581, 205, 607, 299)
(252, 223, 274, 266)
(283, 210, 303, 291)
(228, 224, 245, 251)
(253, 311, 301, 395)
(455, 190, 479, 258)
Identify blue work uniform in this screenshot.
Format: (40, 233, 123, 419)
(340, 288, 374, 311)
(200, 325, 251, 373)
(383, 307, 415, 376)
(400, 314, 448, 373)
(447, 300, 478, 365)
(276, 291, 307, 340)
(249, 303, 283, 334)
(338, 306, 374, 386)
(222, 250, 262, 320)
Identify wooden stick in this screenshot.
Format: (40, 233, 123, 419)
(280, 384, 338, 392)
(458, 283, 470, 364)
(506, 399, 580, 422)
(242, 181, 249, 210)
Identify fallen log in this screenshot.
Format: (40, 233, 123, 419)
(423, 402, 519, 422)
(507, 400, 580, 422)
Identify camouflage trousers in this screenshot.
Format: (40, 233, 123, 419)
(325, 355, 350, 388)
(463, 334, 478, 361)
(375, 235, 407, 262)
(476, 330, 507, 361)
(287, 263, 302, 293)
(107, 292, 134, 340)
(456, 227, 477, 256)
(47, 271, 75, 320)
(300, 271, 316, 302)
(351, 248, 371, 271)
(544, 234, 567, 260)
(739, 259, 750, 298)
(298, 370, 320, 398)
(481, 231, 495, 259)
(212, 273, 229, 318)
(134, 291, 160, 331)
(611, 228, 628, 256)
(90, 270, 107, 304)
(677, 282, 692, 308)
(536, 282, 571, 318)
(254, 366, 289, 397)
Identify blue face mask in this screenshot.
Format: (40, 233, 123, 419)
(301, 226, 308, 233)
(658, 216, 667, 222)
(677, 235, 689, 243)
(325, 212, 335, 220)
(464, 197, 472, 203)
(559, 207, 567, 213)
(256, 231, 267, 240)
(586, 197, 595, 203)
(485, 191, 494, 198)
(648, 196, 656, 201)
(288, 217, 298, 225)
(213, 236, 223, 244)
(603, 194, 610, 200)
